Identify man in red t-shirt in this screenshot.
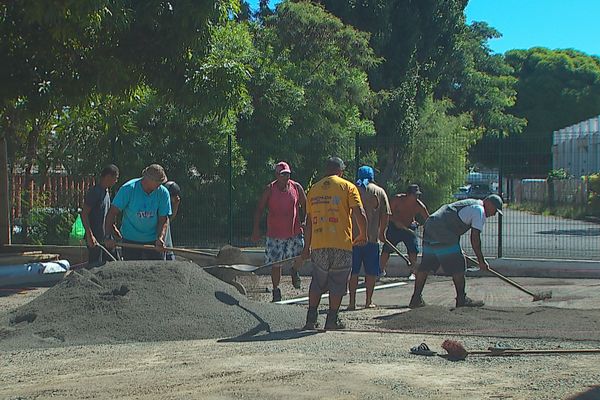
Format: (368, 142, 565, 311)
(252, 161, 307, 302)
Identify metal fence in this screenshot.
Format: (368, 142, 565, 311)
(8, 129, 600, 260)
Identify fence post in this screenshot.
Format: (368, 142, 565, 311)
(498, 136, 503, 258)
(0, 136, 10, 247)
(228, 132, 233, 245)
(355, 131, 360, 180)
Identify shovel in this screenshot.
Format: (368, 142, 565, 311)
(117, 242, 217, 258)
(384, 239, 411, 266)
(205, 256, 300, 273)
(118, 242, 298, 273)
(464, 255, 552, 301)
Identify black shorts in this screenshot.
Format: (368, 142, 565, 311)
(418, 242, 466, 275)
(383, 223, 419, 254)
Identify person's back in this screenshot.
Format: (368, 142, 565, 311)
(353, 182, 388, 243)
(307, 174, 360, 251)
(425, 199, 482, 245)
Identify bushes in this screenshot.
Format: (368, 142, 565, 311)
(587, 174, 600, 217)
(13, 208, 78, 245)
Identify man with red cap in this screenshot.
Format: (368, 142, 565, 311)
(252, 161, 307, 302)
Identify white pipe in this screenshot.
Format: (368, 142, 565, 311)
(275, 281, 408, 305)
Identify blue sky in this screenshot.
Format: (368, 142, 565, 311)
(246, 0, 600, 56)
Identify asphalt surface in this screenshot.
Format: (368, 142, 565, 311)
(457, 208, 600, 260)
(345, 275, 600, 310)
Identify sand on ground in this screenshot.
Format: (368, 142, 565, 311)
(1, 261, 600, 400)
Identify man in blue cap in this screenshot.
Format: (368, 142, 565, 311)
(348, 165, 391, 310)
(409, 194, 503, 308)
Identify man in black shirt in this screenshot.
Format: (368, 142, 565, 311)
(81, 164, 120, 266)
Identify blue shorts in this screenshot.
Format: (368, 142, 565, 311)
(352, 242, 380, 276)
(383, 223, 419, 254)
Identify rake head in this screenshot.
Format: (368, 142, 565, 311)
(532, 291, 552, 302)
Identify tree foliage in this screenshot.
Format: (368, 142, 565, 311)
(503, 48, 600, 175)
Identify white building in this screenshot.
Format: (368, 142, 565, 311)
(552, 115, 600, 176)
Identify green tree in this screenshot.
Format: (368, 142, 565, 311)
(504, 48, 600, 175)
(317, 0, 469, 185)
(236, 1, 378, 188)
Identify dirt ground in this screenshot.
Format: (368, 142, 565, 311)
(2, 271, 600, 400)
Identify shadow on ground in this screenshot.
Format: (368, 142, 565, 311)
(566, 386, 600, 400)
(536, 228, 600, 236)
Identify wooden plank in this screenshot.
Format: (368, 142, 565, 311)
(0, 253, 60, 265)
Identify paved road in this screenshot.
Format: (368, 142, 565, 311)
(341, 276, 600, 310)
(457, 208, 600, 260)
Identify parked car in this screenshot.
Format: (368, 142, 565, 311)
(453, 185, 470, 200)
(452, 184, 492, 200)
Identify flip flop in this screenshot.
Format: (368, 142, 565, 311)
(365, 303, 377, 309)
(410, 343, 437, 356)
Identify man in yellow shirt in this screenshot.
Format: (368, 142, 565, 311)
(300, 157, 368, 330)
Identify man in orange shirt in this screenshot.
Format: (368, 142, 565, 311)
(300, 157, 368, 330)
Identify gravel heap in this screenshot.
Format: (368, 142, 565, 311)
(381, 305, 600, 341)
(0, 261, 305, 349)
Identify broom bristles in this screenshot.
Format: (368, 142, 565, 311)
(441, 339, 469, 360)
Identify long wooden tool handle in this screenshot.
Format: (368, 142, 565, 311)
(464, 254, 537, 298)
(487, 267, 538, 298)
(260, 256, 300, 269)
(471, 348, 600, 355)
(118, 242, 216, 258)
(384, 239, 411, 266)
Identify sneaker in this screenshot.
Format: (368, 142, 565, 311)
(408, 273, 416, 281)
(291, 269, 302, 289)
(408, 295, 426, 309)
(456, 295, 484, 307)
(380, 270, 387, 277)
(324, 312, 346, 330)
(272, 288, 282, 302)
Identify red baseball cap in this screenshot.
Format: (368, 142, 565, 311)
(275, 161, 291, 174)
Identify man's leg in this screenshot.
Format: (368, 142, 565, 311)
(325, 249, 352, 330)
(380, 251, 391, 275)
(443, 251, 484, 307)
(348, 246, 362, 310)
(364, 243, 380, 307)
(271, 265, 282, 290)
(452, 272, 466, 300)
(411, 270, 429, 299)
(364, 275, 377, 307)
(303, 251, 327, 329)
(348, 275, 359, 310)
(87, 246, 103, 268)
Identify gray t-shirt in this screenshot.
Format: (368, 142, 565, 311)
(84, 184, 111, 239)
(353, 182, 391, 243)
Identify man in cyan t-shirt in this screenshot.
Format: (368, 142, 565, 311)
(409, 195, 503, 309)
(104, 164, 172, 260)
(300, 157, 367, 330)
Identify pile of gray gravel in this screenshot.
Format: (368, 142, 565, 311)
(381, 305, 600, 341)
(0, 261, 305, 349)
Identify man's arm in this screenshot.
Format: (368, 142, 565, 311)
(417, 199, 430, 223)
(156, 215, 168, 248)
(470, 229, 489, 270)
(378, 212, 389, 243)
(251, 186, 270, 242)
(103, 205, 121, 249)
(296, 183, 307, 226)
(300, 214, 312, 260)
(81, 204, 97, 248)
(170, 195, 181, 221)
(352, 205, 368, 246)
